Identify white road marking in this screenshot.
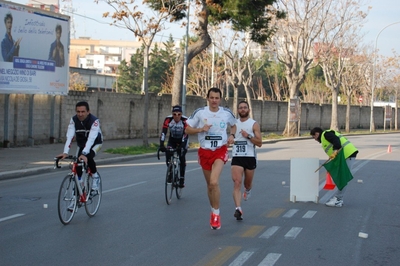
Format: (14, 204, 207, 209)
(228, 251, 254, 266)
(103, 181, 147, 193)
(259, 226, 280, 239)
(302, 210, 317, 218)
(258, 253, 282, 266)
(282, 209, 298, 218)
(0, 213, 25, 223)
(284, 227, 303, 239)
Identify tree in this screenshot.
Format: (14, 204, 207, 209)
(268, 0, 368, 136)
(116, 47, 144, 93)
(159, 0, 284, 106)
(98, 0, 187, 146)
(316, 0, 367, 131)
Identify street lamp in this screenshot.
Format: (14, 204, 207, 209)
(181, 0, 190, 114)
(370, 21, 400, 132)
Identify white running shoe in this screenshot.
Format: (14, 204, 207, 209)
(243, 189, 251, 201)
(325, 196, 343, 207)
(91, 177, 100, 191)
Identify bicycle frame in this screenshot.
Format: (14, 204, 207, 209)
(56, 155, 90, 203)
(157, 147, 183, 204)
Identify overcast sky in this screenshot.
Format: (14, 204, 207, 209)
(8, 0, 400, 57)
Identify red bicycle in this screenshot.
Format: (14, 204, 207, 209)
(54, 155, 102, 225)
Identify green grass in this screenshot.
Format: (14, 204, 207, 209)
(104, 142, 159, 155)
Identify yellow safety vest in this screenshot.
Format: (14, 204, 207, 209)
(321, 131, 357, 159)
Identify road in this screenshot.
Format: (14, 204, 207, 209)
(1, 134, 399, 265)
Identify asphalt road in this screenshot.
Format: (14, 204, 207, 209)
(1, 134, 399, 265)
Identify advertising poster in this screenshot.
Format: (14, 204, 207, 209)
(0, 1, 69, 95)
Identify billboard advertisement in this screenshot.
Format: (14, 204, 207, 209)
(0, 1, 69, 95)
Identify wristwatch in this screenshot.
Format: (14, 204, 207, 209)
(247, 134, 253, 140)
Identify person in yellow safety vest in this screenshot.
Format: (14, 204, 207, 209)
(310, 127, 358, 207)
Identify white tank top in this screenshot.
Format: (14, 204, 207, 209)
(232, 118, 256, 157)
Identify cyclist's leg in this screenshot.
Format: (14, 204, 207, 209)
(86, 145, 102, 190)
(76, 147, 84, 177)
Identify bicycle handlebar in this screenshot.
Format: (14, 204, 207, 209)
(54, 155, 86, 169)
(157, 147, 180, 160)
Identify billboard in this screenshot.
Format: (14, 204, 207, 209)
(0, 1, 69, 95)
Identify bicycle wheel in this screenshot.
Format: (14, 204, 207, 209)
(85, 173, 102, 217)
(58, 175, 77, 225)
(165, 163, 174, 205)
(175, 160, 183, 199)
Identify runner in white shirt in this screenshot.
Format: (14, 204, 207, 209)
(231, 101, 262, 221)
(186, 87, 237, 230)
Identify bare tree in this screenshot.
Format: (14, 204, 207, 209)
(98, 0, 186, 147)
(269, 0, 367, 136)
(316, 0, 367, 130)
(170, 0, 284, 106)
(341, 55, 367, 132)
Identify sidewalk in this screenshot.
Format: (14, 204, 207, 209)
(0, 138, 160, 180)
(1, 131, 394, 180)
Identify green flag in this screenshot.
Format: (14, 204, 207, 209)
(323, 149, 353, 190)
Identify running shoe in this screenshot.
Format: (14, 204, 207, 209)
(325, 196, 343, 207)
(243, 189, 251, 201)
(234, 209, 243, 221)
(210, 213, 221, 230)
(91, 176, 100, 191)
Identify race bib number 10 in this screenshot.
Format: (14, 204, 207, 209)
(205, 135, 223, 148)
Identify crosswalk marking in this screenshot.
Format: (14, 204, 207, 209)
(266, 208, 285, 218)
(302, 210, 317, 218)
(228, 251, 254, 266)
(258, 253, 282, 266)
(195, 246, 241, 266)
(284, 227, 303, 239)
(240, 225, 266, 238)
(282, 209, 299, 218)
(259, 226, 280, 239)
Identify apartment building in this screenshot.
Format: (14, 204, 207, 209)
(69, 38, 166, 75)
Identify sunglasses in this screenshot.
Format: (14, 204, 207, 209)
(173, 113, 182, 116)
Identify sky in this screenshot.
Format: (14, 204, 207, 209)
(7, 0, 400, 57)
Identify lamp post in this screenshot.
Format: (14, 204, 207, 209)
(370, 21, 400, 132)
(181, 0, 190, 114)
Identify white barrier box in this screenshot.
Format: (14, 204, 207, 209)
(290, 158, 319, 203)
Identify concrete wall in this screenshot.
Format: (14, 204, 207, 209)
(0, 91, 396, 147)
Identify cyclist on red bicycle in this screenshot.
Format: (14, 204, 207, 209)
(159, 105, 189, 188)
(57, 101, 103, 191)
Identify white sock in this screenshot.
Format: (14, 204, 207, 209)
(236, 207, 242, 211)
(211, 208, 220, 215)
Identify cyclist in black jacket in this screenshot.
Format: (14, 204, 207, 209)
(159, 105, 189, 188)
(57, 101, 103, 191)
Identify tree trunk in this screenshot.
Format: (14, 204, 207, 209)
(345, 94, 351, 133)
(330, 87, 339, 131)
(172, 1, 212, 107)
(283, 80, 301, 136)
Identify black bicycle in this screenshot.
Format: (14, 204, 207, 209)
(54, 155, 102, 225)
(157, 147, 183, 205)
